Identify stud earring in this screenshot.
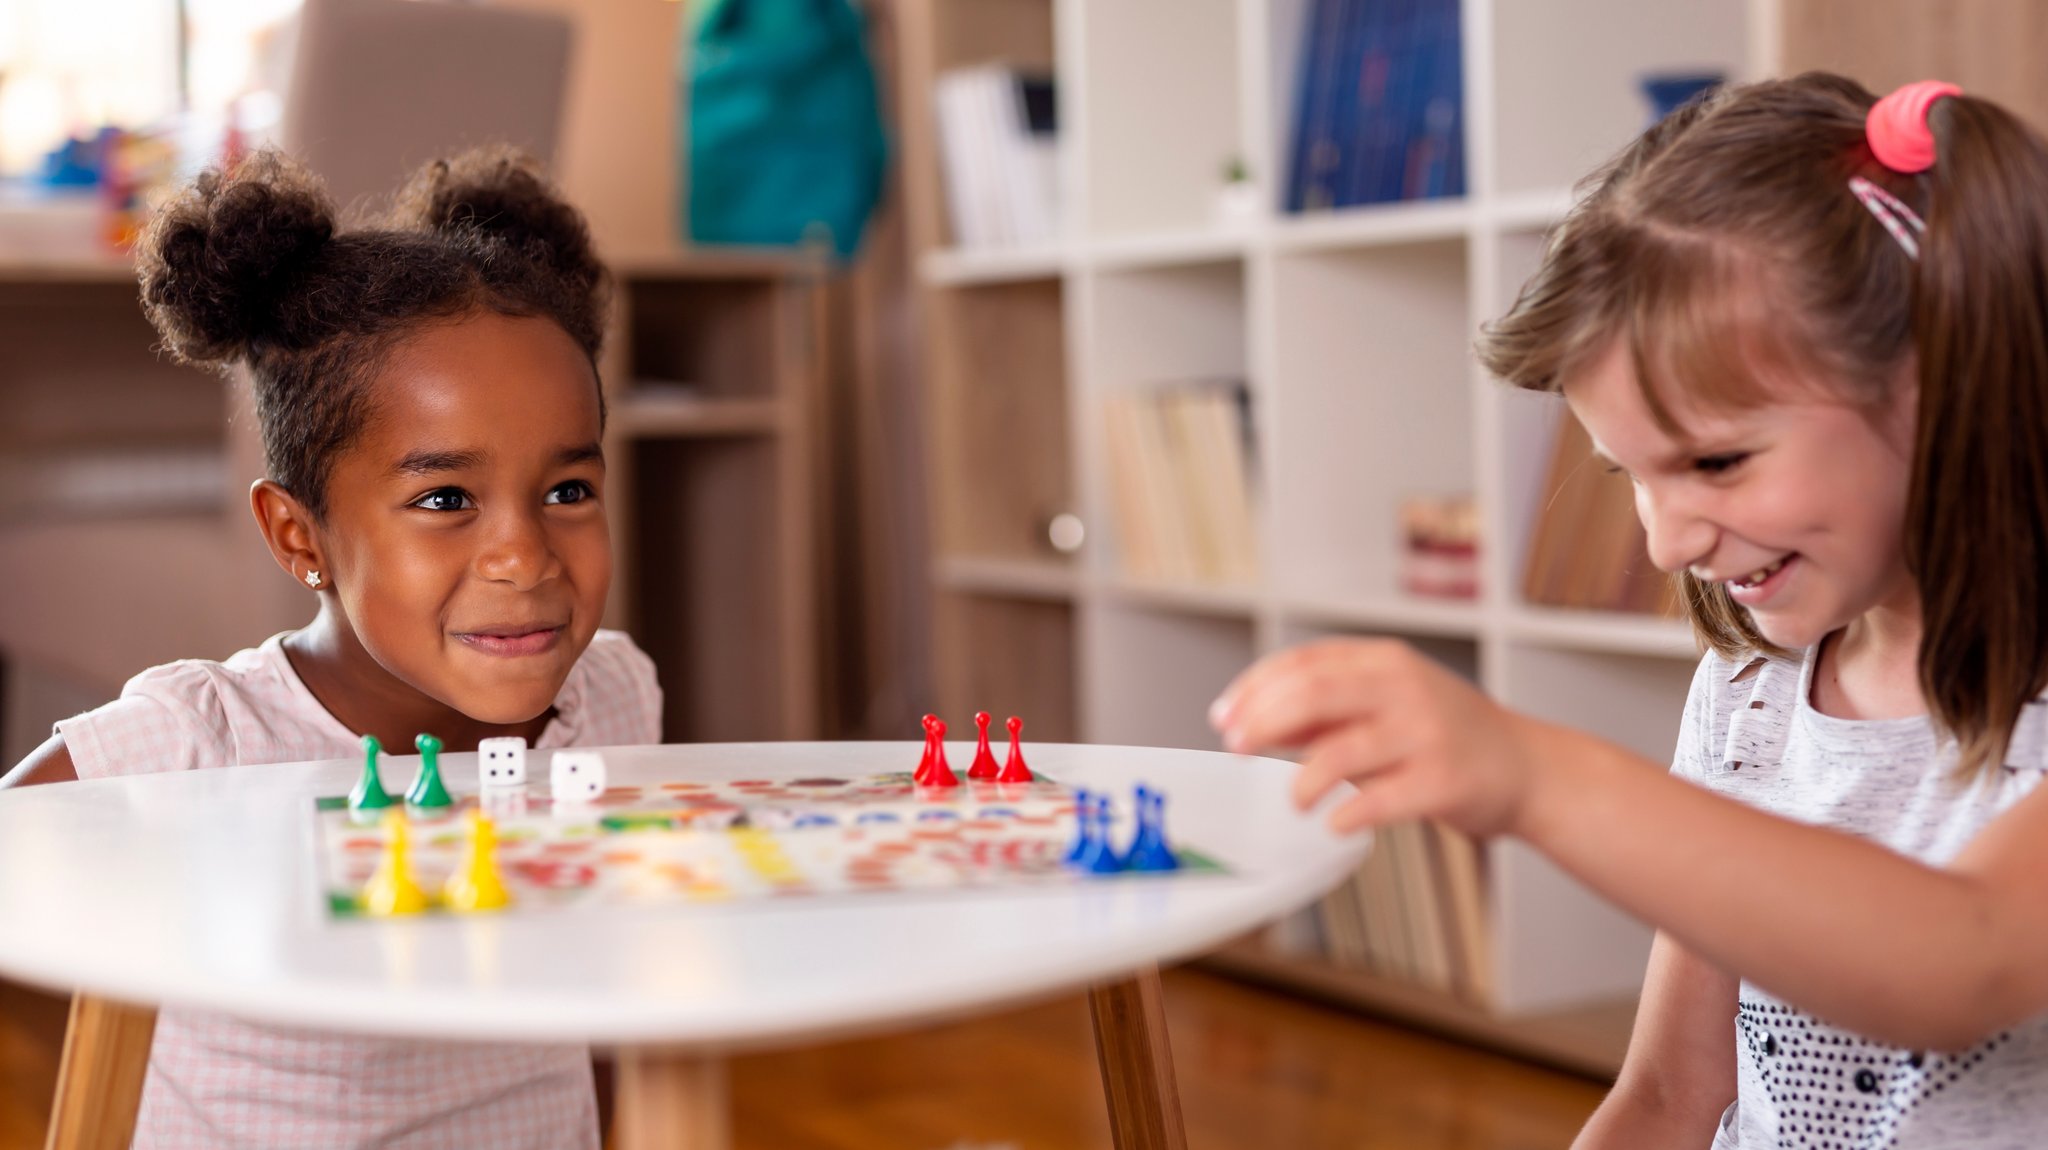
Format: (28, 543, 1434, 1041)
(305, 569, 322, 590)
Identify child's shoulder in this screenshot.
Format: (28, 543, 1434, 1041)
(560, 629, 663, 746)
(55, 634, 339, 780)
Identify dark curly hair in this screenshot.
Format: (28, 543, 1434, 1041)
(136, 145, 610, 519)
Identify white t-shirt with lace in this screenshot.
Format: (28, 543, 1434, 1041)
(1674, 646, 2048, 1150)
(54, 629, 662, 1150)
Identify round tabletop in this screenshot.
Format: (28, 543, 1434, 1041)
(0, 741, 1367, 1051)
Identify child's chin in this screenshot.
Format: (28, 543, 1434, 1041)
(1748, 609, 1827, 652)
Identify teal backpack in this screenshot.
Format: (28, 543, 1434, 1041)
(685, 0, 887, 258)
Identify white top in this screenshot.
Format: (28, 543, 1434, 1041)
(1676, 648, 2048, 1150)
(46, 629, 662, 1150)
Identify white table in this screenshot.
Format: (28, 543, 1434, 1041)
(0, 741, 1367, 1149)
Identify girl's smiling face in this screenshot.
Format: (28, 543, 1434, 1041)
(309, 310, 611, 725)
(1563, 339, 1918, 650)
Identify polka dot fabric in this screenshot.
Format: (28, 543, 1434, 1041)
(54, 629, 662, 1150)
(1674, 649, 2048, 1149)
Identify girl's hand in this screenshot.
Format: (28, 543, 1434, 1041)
(1209, 638, 1545, 838)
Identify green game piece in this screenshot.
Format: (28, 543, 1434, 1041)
(349, 734, 395, 812)
(406, 732, 454, 809)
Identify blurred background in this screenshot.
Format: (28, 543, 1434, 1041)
(2, 2, 2044, 1147)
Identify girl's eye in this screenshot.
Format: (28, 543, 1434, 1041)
(545, 480, 595, 506)
(1694, 452, 1749, 475)
(411, 488, 475, 512)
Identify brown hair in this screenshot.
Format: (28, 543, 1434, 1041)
(137, 146, 610, 520)
(1478, 72, 2048, 774)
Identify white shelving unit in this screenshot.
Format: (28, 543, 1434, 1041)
(897, 0, 1761, 1067)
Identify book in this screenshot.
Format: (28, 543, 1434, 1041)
(1521, 413, 1677, 614)
(933, 65, 1060, 248)
(1284, 0, 1465, 213)
(1101, 382, 1260, 585)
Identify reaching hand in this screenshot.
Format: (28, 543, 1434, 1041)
(1209, 638, 1546, 839)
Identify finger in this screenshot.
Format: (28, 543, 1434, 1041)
(1326, 775, 1427, 836)
(1291, 719, 1412, 810)
(1224, 645, 1408, 754)
(1210, 640, 1341, 729)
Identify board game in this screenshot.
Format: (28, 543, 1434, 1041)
(314, 770, 1226, 920)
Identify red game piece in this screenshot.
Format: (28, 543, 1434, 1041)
(914, 714, 938, 783)
(968, 711, 1001, 779)
(997, 716, 1033, 783)
(923, 719, 959, 787)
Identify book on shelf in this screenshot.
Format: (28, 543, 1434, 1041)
(1400, 493, 1478, 600)
(933, 64, 1059, 249)
(1100, 381, 1259, 585)
(1284, 0, 1465, 213)
(1521, 414, 1678, 615)
(1286, 819, 1492, 1002)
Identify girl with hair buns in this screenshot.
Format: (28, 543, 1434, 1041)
(1214, 74, 2048, 1148)
(9, 148, 659, 1148)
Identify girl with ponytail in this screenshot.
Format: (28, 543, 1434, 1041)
(9, 148, 659, 1148)
(1212, 74, 2048, 1147)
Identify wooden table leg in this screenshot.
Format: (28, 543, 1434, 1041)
(45, 994, 156, 1150)
(612, 1051, 730, 1150)
(1089, 967, 1188, 1150)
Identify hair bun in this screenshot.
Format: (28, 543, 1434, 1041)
(391, 146, 598, 285)
(137, 150, 337, 366)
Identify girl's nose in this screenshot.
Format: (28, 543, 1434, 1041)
(1637, 482, 1716, 574)
(476, 511, 561, 589)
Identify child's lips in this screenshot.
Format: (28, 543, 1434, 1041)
(455, 625, 564, 657)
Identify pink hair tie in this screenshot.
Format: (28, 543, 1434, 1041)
(1867, 80, 1962, 173)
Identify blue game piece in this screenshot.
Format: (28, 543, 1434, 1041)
(1064, 789, 1095, 865)
(1126, 786, 1181, 872)
(1074, 794, 1122, 875)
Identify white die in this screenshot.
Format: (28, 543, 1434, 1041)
(478, 737, 528, 787)
(550, 750, 607, 803)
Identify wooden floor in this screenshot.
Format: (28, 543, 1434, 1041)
(1, 968, 1607, 1150)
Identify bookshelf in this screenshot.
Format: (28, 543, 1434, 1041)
(897, 0, 1765, 1072)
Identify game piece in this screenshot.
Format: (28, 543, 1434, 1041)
(967, 712, 1000, 779)
(997, 716, 1033, 783)
(1072, 794, 1122, 874)
(349, 733, 394, 813)
(914, 714, 938, 781)
(478, 736, 528, 788)
(443, 810, 511, 912)
(551, 750, 607, 803)
(919, 718, 958, 788)
(1124, 785, 1180, 872)
(1064, 789, 1096, 865)
(361, 810, 429, 915)
(406, 733, 453, 809)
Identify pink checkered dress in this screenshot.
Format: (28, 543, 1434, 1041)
(56, 629, 663, 1150)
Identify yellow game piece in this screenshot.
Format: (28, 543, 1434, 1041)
(361, 811, 430, 916)
(443, 809, 511, 913)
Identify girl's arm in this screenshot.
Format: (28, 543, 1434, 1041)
(1212, 639, 2048, 1051)
(1573, 933, 1736, 1150)
(1, 736, 78, 788)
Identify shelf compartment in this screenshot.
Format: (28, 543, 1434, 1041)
(928, 279, 1074, 563)
(1083, 602, 1253, 751)
(1267, 237, 1473, 605)
(1485, 641, 1696, 1012)
(1273, 617, 1481, 685)
(935, 590, 1078, 744)
(1490, 0, 1748, 195)
(1078, 0, 1245, 239)
(630, 438, 799, 743)
(622, 277, 787, 400)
